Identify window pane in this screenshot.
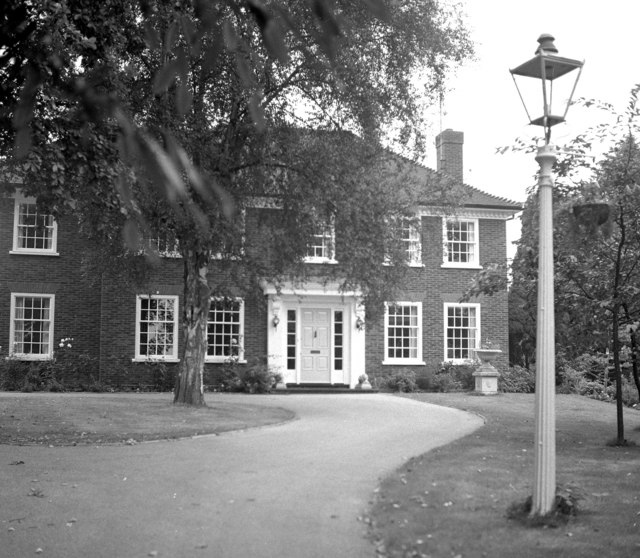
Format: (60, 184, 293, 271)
(138, 297, 177, 358)
(386, 304, 419, 360)
(446, 306, 478, 360)
(207, 299, 242, 358)
(446, 220, 476, 264)
(13, 296, 52, 356)
(17, 203, 55, 251)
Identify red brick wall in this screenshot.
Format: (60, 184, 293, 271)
(364, 215, 510, 385)
(1, 191, 511, 390)
(0, 193, 102, 385)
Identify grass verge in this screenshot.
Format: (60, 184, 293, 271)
(368, 393, 640, 558)
(0, 392, 294, 446)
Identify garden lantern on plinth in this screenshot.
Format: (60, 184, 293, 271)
(510, 34, 584, 517)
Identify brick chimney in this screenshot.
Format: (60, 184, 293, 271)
(435, 129, 464, 182)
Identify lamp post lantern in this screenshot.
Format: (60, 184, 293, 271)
(510, 34, 584, 516)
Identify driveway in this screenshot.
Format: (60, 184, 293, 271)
(0, 393, 483, 558)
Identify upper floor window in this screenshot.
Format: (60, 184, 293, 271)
(206, 298, 245, 362)
(305, 217, 336, 263)
(12, 195, 58, 255)
(145, 231, 181, 258)
(444, 303, 480, 362)
(10, 294, 55, 360)
(135, 295, 179, 360)
(401, 218, 422, 266)
(213, 209, 246, 260)
(443, 218, 479, 267)
(383, 302, 424, 365)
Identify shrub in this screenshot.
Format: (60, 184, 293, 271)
(242, 359, 283, 393)
(0, 356, 31, 391)
(499, 365, 536, 393)
(415, 371, 435, 391)
(432, 372, 462, 392)
(217, 363, 244, 392)
(20, 362, 66, 392)
(384, 369, 418, 392)
(433, 362, 476, 392)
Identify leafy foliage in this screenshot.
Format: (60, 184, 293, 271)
(241, 358, 283, 393)
(383, 368, 418, 392)
(498, 365, 535, 394)
(3, 0, 473, 404)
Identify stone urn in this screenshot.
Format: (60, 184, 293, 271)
(472, 349, 502, 395)
(354, 373, 372, 390)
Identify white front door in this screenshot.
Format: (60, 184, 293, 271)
(300, 308, 331, 383)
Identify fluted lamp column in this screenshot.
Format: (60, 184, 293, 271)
(533, 144, 557, 513)
(510, 34, 583, 516)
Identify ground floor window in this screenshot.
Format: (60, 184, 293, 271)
(206, 298, 244, 362)
(136, 295, 179, 360)
(384, 302, 423, 364)
(445, 303, 480, 361)
(10, 294, 55, 359)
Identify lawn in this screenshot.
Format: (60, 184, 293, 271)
(0, 392, 294, 445)
(368, 393, 640, 558)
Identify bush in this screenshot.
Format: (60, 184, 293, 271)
(242, 359, 283, 394)
(554, 352, 640, 407)
(384, 369, 418, 392)
(217, 363, 244, 392)
(433, 362, 476, 392)
(415, 372, 435, 391)
(432, 372, 462, 392)
(0, 339, 104, 392)
(499, 365, 536, 393)
(0, 356, 32, 391)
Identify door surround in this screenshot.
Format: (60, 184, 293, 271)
(262, 281, 365, 388)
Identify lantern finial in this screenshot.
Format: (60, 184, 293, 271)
(535, 34, 558, 55)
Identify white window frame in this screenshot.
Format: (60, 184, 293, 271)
(205, 297, 246, 363)
(134, 295, 180, 361)
(383, 301, 424, 365)
(442, 218, 480, 268)
(402, 218, 423, 266)
(444, 303, 481, 363)
(304, 216, 337, 264)
(11, 194, 58, 255)
(10, 293, 55, 360)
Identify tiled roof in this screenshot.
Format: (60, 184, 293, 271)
(385, 151, 523, 212)
(462, 183, 523, 211)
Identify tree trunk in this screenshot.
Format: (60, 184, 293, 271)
(173, 248, 211, 406)
(629, 329, 640, 401)
(611, 305, 625, 444)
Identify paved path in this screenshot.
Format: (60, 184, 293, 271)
(0, 394, 483, 558)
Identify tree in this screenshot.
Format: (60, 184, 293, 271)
(509, 89, 640, 444)
(4, 0, 473, 405)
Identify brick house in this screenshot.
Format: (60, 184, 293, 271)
(0, 129, 521, 390)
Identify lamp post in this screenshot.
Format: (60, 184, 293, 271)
(510, 34, 583, 516)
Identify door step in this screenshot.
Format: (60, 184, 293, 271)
(276, 384, 379, 394)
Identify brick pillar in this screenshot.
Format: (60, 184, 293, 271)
(435, 129, 464, 182)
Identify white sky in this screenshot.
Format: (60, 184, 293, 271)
(423, 0, 640, 258)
